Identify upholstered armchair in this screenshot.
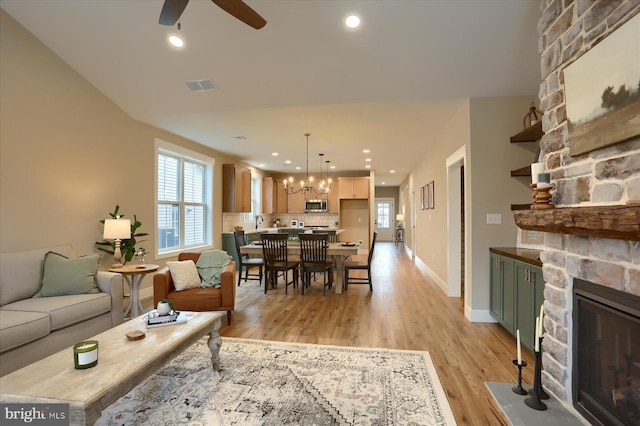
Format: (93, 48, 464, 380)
(153, 252, 236, 324)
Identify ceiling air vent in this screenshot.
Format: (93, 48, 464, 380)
(185, 79, 218, 92)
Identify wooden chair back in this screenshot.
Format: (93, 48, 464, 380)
(261, 233, 289, 264)
(234, 230, 247, 260)
(299, 233, 329, 266)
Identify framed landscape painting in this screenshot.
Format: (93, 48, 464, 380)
(564, 14, 640, 156)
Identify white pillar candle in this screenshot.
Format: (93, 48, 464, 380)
(531, 163, 545, 184)
(534, 317, 540, 352)
(538, 304, 544, 338)
(517, 329, 522, 365)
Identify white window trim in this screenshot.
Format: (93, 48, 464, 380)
(155, 139, 214, 259)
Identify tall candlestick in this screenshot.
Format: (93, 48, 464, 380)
(517, 329, 522, 365)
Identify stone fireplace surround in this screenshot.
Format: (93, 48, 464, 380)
(523, 0, 640, 421)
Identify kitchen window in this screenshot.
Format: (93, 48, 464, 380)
(244, 177, 261, 222)
(155, 139, 214, 257)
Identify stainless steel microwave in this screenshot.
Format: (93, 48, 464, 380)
(305, 199, 328, 213)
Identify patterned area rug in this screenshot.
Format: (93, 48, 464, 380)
(97, 337, 456, 425)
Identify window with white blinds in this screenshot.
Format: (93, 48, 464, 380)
(155, 140, 213, 256)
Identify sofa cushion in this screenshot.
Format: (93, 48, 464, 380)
(167, 260, 202, 291)
(0, 310, 50, 353)
(34, 252, 100, 297)
(2, 293, 111, 331)
(0, 244, 74, 306)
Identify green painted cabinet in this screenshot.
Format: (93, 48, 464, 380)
(490, 248, 544, 351)
(490, 252, 515, 334)
(515, 260, 545, 351)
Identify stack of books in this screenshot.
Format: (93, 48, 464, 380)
(146, 310, 187, 328)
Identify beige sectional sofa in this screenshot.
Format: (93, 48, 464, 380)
(0, 244, 124, 376)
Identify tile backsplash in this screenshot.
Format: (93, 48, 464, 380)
(223, 213, 339, 232)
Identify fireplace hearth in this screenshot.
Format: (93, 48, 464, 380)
(573, 279, 640, 426)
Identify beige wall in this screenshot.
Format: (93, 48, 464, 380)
(0, 11, 244, 281)
(467, 96, 539, 317)
(400, 96, 539, 320)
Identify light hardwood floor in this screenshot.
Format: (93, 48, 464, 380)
(144, 242, 536, 425)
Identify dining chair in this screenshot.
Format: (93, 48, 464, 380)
(261, 233, 299, 294)
(299, 233, 333, 296)
(312, 229, 337, 242)
(344, 231, 377, 291)
(234, 230, 264, 287)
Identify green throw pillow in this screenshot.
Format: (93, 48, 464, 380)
(34, 252, 101, 297)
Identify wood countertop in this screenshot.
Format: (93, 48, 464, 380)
(489, 247, 542, 266)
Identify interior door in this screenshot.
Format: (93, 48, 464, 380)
(374, 198, 394, 241)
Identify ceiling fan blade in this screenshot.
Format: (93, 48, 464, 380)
(212, 0, 267, 29)
(159, 0, 190, 26)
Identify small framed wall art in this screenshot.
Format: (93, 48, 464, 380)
(427, 181, 435, 209)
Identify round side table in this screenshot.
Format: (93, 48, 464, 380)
(109, 264, 159, 319)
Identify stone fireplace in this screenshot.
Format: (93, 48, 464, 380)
(516, 0, 640, 423)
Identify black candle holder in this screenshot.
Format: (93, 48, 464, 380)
(512, 359, 528, 395)
(525, 349, 547, 410)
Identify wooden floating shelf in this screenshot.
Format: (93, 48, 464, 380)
(511, 165, 532, 177)
(511, 204, 531, 211)
(514, 205, 640, 241)
(510, 121, 543, 143)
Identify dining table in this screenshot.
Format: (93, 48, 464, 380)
(239, 242, 360, 294)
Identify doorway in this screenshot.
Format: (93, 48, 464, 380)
(446, 146, 467, 307)
(374, 198, 395, 241)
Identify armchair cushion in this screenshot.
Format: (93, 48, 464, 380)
(166, 260, 201, 291)
(34, 252, 101, 297)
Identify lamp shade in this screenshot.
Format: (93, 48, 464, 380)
(396, 214, 404, 221)
(103, 219, 131, 240)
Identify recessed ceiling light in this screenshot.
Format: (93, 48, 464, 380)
(390, 170, 396, 173)
(272, 152, 279, 156)
(381, 182, 386, 185)
(365, 165, 371, 169)
(363, 149, 370, 153)
(168, 35, 184, 48)
(345, 14, 361, 29)
(365, 158, 371, 162)
(295, 166, 301, 170)
(285, 160, 291, 164)
(259, 164, 265, 168)
(330, 165, 336, 169)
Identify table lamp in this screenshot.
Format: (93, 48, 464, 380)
(103, 218, 131, 268)
(396, 214, 405, 229)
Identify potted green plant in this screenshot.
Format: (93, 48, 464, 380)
(96, 205, 148, 264)
(157, 298, 173, 315)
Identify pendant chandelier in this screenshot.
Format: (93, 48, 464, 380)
(284, 133, 331, 195)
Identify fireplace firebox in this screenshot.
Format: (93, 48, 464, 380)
(573, 279, 640, 426)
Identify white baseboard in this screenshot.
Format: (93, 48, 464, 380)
(414, 256, 448, 295)
(465, 307, 497, 323)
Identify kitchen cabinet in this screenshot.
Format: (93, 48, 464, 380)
(328, 184, 340, 213)
(490, 247, 544, 351)
(338, 177, 369, 199)
(274, 179, 288, 214)
(223, 164, 251, 213)
(262, 177, 274, 214)
(287, 190, 305, 214)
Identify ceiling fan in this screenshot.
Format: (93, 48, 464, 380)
(159, 0, 267, 29)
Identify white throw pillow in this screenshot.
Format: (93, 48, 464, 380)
(167, 260, 201, 291)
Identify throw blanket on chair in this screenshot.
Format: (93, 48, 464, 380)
(196, 249, 232, 288)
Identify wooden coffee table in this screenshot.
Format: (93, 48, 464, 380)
(0, 311, 223, 425)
